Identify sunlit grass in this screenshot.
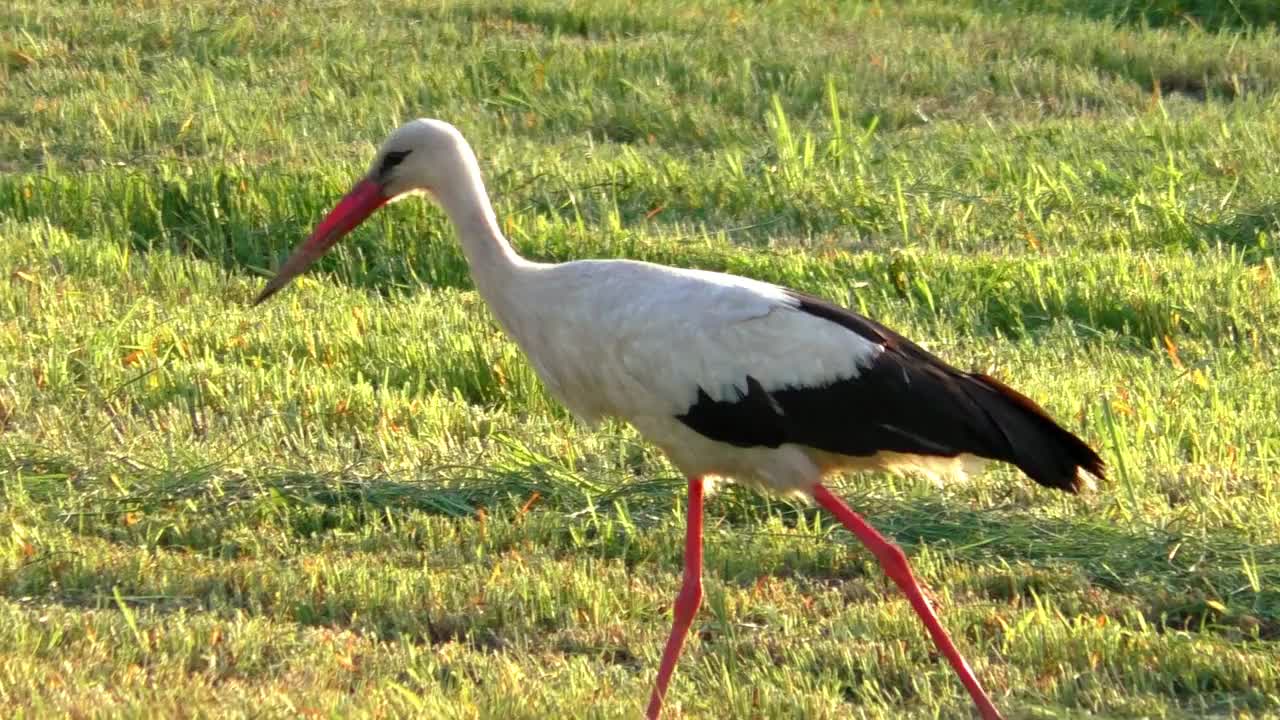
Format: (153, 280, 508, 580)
(2, 0, 1279, 717)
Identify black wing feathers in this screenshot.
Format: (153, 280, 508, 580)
(954, 372, 1106, 490)
(678, 379, 787, 449)
(675, 290, 1105, 493)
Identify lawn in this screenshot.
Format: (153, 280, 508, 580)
(2, 0, 1279, 717)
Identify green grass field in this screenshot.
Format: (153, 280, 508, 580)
(3, 0, 1280, 717)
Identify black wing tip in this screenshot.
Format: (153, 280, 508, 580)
(1010, 436, 1106, 495)
(1056, 446, 1107, 495)
(970, 372, 1107, 494)
(1081, 449, 1107, 481)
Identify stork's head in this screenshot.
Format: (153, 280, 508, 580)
(253, 119, 472, 305)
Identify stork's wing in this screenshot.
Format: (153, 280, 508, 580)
(528, 260, 1101, 492)
(600, 267, 1102, 493)
(605, 267, 882, 418)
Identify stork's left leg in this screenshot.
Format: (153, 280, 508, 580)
(645, 476, 705, 720)
(811, 484, 1004, 720)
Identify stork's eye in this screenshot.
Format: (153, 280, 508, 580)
(380, 149, 411, 175)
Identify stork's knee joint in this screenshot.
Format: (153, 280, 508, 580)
(674, 580, 703, 616)
(876, 542, 913, 586)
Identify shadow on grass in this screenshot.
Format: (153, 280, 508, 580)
(7, 168, 1273, 352)
(434, 2, 663, 41)
(830, 492, 1279, 638)
(0, 167, 773, 296)
(8, 452, 1278, 641)
(1198, 202, 1280, 251)
(970, 0, 1279, 32)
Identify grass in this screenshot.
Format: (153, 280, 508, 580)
(2, 0, 1279, 717)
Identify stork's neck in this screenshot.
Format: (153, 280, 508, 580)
(431, 148, 537, 329)
(433, 161, 521, 270)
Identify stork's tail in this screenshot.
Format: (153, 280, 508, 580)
(961, 373, 1106, 493)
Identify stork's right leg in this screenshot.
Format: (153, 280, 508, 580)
(645, 476, 705, 720)
(811, 483, 1004, 720)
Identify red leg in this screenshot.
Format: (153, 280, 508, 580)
(646, 476, 705, 720)
(811, 484, 1004, 720)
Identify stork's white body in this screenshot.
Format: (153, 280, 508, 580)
(257, 119, 1104, 720)
(482, 257, 900, 491)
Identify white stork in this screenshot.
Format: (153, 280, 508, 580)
(255, 119, 1105, 720)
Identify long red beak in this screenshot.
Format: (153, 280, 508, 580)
(253, 178, 389, 305)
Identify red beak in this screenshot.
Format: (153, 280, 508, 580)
(253, 178, 389, 305)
